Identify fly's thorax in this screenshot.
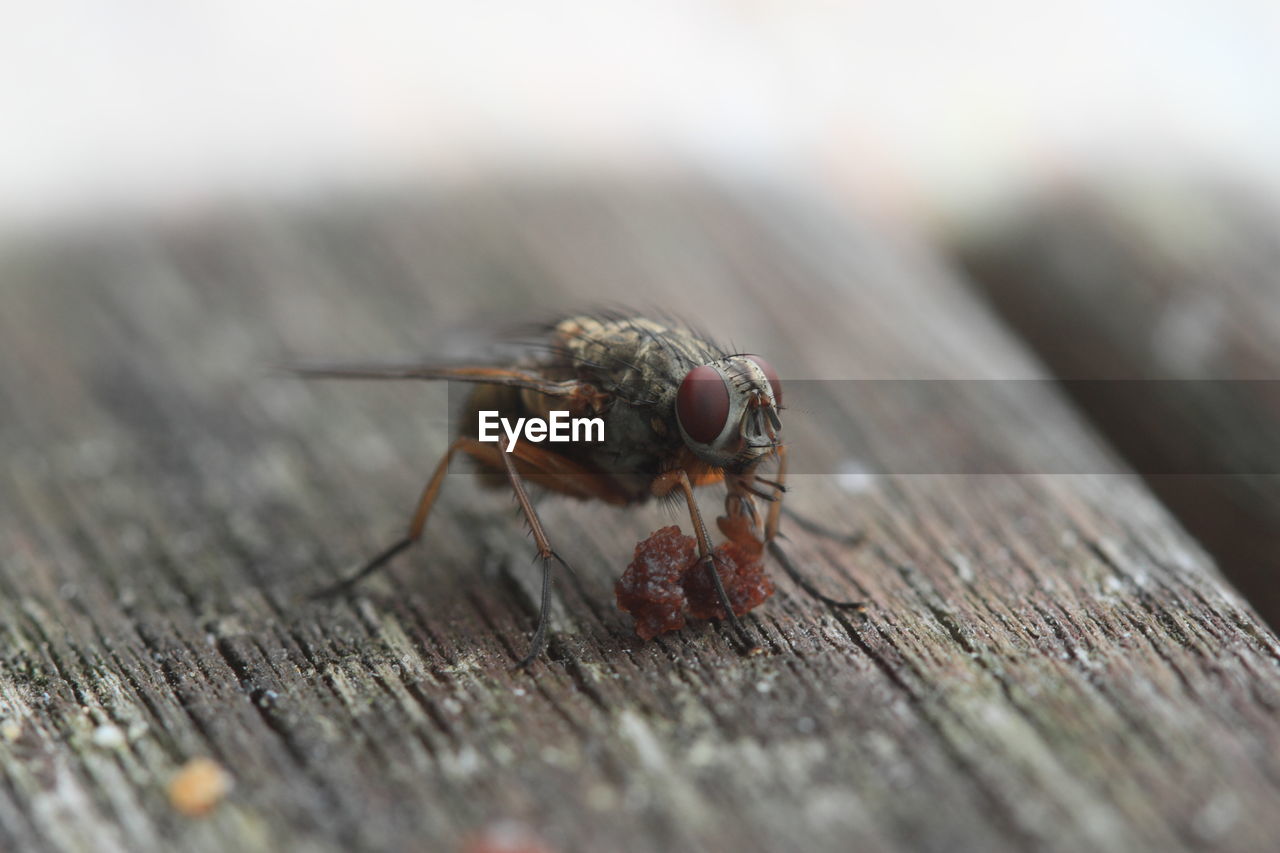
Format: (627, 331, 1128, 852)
(552, 315, 723, 396)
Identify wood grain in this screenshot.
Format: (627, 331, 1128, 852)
(2, 183, 1279, 852)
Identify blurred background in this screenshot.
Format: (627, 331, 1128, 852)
(4, 0, 1279, 231)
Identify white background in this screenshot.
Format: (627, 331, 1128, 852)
(3, 1, 1278, 228)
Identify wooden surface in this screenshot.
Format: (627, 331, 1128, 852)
(3, 183, 1280, 853)
(956, 183, 1280, 627)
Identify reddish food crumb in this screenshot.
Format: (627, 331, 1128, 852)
(684, 540, 775, 621)
(614, 525, 695, 640)
(615, 520, 774, 639)
(461, 821, 555, 853)
(168, 757, 232, 817)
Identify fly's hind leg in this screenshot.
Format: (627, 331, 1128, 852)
(314, 436, 621, 665)
(310, 436, 477, 600)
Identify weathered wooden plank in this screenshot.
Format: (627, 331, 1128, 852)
(2, 183, 1279, 853)
(955, 182, 1280, 627)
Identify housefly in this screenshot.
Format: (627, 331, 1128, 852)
(291, 313, 863, 664)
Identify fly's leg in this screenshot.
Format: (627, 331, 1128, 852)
(763, 447, 785, 543)
(653, 469, 761, 655)
(755, 468, 863, 546)
(313, 437, 600, 665)
(310, 436, 476, 599)
(766, 541, 866, 611)
(498, 450, 573, 668)
(779, 505, 866, 547)
(762, 444, 866, 612)
(313, 438, 625, 601)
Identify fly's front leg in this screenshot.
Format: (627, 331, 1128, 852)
(719, 447, 783, 547)
(764, 443, 787, 544)
(764, 443, 863, 547)
(761, 443, 866, 612)
(652, 469, 761, 654)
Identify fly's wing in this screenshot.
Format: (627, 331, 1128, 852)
(283, 364, 583, 397)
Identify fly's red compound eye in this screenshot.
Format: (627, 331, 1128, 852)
(745, 355, 782, 406)
(676, 366, 730, 445)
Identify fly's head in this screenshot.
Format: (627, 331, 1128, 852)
(674, 355, 783, 474)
